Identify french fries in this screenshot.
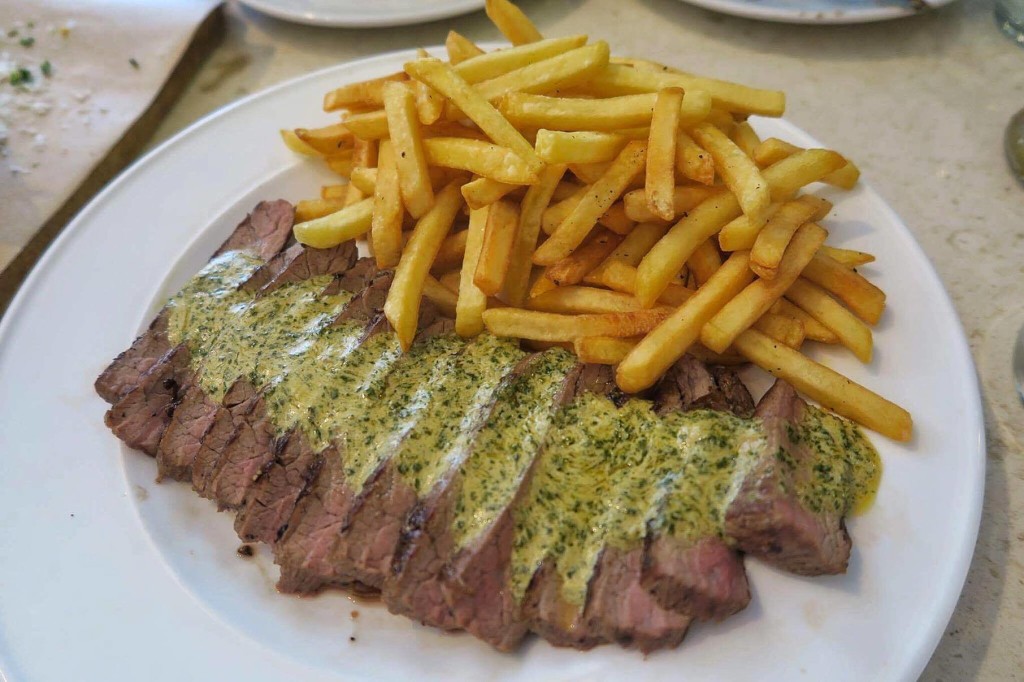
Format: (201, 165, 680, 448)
(482, 307, 671, 341)
(617, 252, 754, 392)
(474, 200, 520, 296)
(385, 180, 465, 350)
(485, 0, 543, 45)
(283, 1, 909, 439)
(645, 88, 685, 221)
(456, 207, 490, 337)
(405, 59, 545, 174)
(701, 222, 827, 353)
(533, 140, 646, 265)
(733, 329, 911, 441)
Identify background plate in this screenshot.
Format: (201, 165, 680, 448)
(673, 0, 959, 24)
(0, 49, 983, 681)
(237, 0, 485, 28)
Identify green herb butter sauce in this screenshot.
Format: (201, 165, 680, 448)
(163, 250, 881, 611)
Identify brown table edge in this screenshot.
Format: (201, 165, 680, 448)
(0, 3, 227, 321)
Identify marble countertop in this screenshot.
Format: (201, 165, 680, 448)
(147, 0, 1022, 677)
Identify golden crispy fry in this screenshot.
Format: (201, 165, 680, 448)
(686, 344, 747, 366)
(753, 137, 861, 190)
(371, 141, 404, 268)
(498, 91, 710, 132)
(385, 180, 465, 350)
(701, 222, 826, 353)
(344, 139, 379, 206)
(405, 59, 545, 174)
(485, 0, 544, 45)
(504, 163, 568, 306)
(567, 161, 612, 185)
(454, 36, 588, 83)
(732, 329, 911, 441)
(801, 253, 886, 325)
(573, 336, 640, 364)
(730, 120, 762, 159)
(634, 189, 737, 307)
(598, 202, 635, 235)
(294, 123, 355, 155)
(541, 185, 587, 233)
(819, 245, 875, 268)
(456, 207, 490, 337)
(535, 130, 629, 164)
(616, 252, 754, 392)
(584, 221, 668, 284)
(474, 200, 520, 296)
(482, 307, 671, 341)
(786, 278, 873, 362)
(348, 167, 378, 196)
(475, 42, 611, 102)
(384, 82, 435, 218)
(771, 298, 838, 343)
(445, 30, 485, 65)
(540, 228, 623, 287)
(622, 186, 715, 223)
(324, 150, 355, 177)
(413, 49, 445, 125)
(295, 198, 346, 222)
(645, 88, 684, 221)
(528, 286, 643, 314)
(439, 268, 462, 294)
(420, 137, 537, 184)
(294, 197, 375, 249)
(750, 195, 832, 279)
(675, 130, 715, 185)
(323, 72, 406, 112)
(592, 260, 694, 307)
(281, 129, 321, 156)
(582, 63, 785, 117)
(341, 109, 389, 140)
(691, 122, 771, 229)
(533, 140, 646, 265)
(423, 274, 458, 318)
(753, 311, 805, 349)
(687, 237, 723, 285)
(431, 229, 469, 273)
(320, 184, 348, 200)
(461, 177, 520, 210)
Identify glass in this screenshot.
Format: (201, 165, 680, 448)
(996, 0, 1024, 44)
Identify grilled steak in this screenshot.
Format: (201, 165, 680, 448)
(97, 204, 880, 655)
(725, 381, 855, 575)
(95, 200, 293, 404)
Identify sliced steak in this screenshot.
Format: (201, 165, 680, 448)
(95, 200, 293, 403)
(724, 380, 852, 575)
(234, 431, 323, 544)
(103, 344, 190, 455)
(274, 317, 451, 595)
(638, 356, 752, 622)
(192, 379, 261, 497)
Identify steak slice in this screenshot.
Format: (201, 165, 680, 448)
(382, 352, 548, 629)
(95, 200, 293, 403)
(273, 314, 448, 595)
(103, 344, 191, 455)
(639, 356, 752, 622)
(724, 380, 852, 575)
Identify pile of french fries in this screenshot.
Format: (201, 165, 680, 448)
(281, 0, 912, 442)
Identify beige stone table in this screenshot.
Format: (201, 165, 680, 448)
(63, 0, 1024, 677)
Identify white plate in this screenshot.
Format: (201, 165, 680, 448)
(237, 0, 485, 27)
(0, 49, 983, 682)
(675, 0, 959, 24)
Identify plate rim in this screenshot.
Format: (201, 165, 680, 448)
(672, 0, 959, 24)
(236, 0, 486, 28)
(0, 48, 985, 682)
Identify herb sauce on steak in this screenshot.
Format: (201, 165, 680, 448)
(156, 247, 881, 616)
